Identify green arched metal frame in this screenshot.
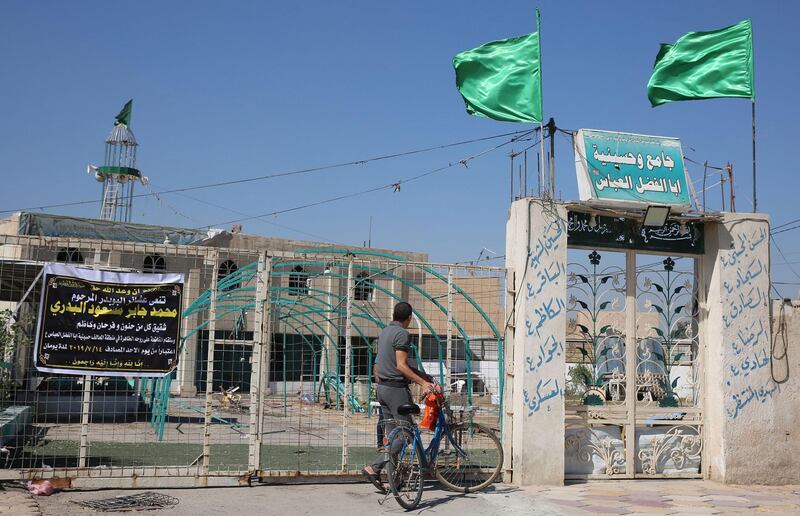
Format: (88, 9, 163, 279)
(273, 258, 493, 405)
(143, 249, 504, 440)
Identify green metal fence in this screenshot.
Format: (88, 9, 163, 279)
(0, 236, 505, 487)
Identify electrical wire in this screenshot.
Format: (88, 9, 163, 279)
(772, 217, 800, 231)
(141, 182, 200, 224)
(198, 130, 537, 229)
(771, 237, 800, 283)
(683, 155, 725, 171)
(453, 255, 506, 265)
(771, 224, 800, 236)
(510, 126, 543, 157)
(771, 300, 790, 384)
(0, 129, 533, 216)
(150, 183, 344, 244)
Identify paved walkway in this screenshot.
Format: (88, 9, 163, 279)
(20, 479, 800, 515)
(0, 483, 41, 515)
(526, 480, 800, 515)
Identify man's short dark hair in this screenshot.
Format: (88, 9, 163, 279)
(392, 302, 413, 322)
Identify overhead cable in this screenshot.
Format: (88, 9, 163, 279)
(0, 129, 533, 215)
(199, 130, 537, 229)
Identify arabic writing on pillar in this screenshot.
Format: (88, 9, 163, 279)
(720, 228, 767, 330)
(523, 219, 565, 416)
(523, 378, 562, 415)
(721, 225, 778, 420)
(526, 335, 563, 373)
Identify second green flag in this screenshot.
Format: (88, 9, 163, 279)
(647, 19, 754, 107)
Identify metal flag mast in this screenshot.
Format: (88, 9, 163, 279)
(752, 99, 757, 212)
(537, 9, 546, 198)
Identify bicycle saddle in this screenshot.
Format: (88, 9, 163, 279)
(397, 403, 421, 415)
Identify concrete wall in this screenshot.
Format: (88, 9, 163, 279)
(422, 275, 503, 336)
(702, 213, 800, 484)
(765, 298, 800, 483)
(0, 213, 20, 237)
(505, 199, 567, 485)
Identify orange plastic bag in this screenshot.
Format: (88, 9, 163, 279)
(419, 393, 440, 431)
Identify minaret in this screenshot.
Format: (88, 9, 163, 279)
(92, 100, 146, 222)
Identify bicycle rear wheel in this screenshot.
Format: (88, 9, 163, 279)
(435, 422, 503, 493)
(386, 427, 424, 511)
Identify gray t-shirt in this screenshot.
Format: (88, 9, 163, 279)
(375, 321, 414, 386)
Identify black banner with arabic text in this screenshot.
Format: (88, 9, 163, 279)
(567, 211, 704, 255)
(34, 264, 184, 376)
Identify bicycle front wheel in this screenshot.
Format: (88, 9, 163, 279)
(435, 422, 503, 493)
(385, 427, 424, 511)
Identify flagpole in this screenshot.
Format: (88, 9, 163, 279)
(536, 9, 546, 198)
(751, 99, 757, 212)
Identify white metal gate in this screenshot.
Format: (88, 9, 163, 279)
(564, 248, 703, 479)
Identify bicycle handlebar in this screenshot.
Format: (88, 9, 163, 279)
(418, 384, 444, 404)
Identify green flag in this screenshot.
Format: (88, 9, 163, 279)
(114, 99, 133, 127)
(647, 19, 754, 107)
(453, 31, 542, 123)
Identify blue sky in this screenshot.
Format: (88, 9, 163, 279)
(1, 1, 798, 294)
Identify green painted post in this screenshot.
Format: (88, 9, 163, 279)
(282, 323, 287, 417)
(312, 346, 318, 403)
(366, 343, 372, 419)
(465, 338, 473, 407)
(349, 341, 354, 415)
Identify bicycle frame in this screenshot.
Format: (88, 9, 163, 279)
(387, 401, 467, 473)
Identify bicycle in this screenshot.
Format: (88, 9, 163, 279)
(382, 388, 503, 510)
(218, 385, 243, 413)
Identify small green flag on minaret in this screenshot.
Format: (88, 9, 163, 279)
(114, 100, 133, 127)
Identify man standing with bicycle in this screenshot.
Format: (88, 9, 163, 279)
(362, 302, 434, 493)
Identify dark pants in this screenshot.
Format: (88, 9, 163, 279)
(376, 406, 385, 449)
(370, 384, 414, 474)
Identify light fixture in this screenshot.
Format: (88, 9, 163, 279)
(643, 205, 671, 228)
(589, 214, 597, 228)
(679, 222, 689, 236)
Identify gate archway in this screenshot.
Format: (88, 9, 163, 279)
(503, 199, 716, 485)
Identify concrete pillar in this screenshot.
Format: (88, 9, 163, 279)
(173, 268, 200, 396)
(768, 299, 800, 483)
(702, 212, 799, 484)
(319, 274, 338, 390)
(505, 199, 567, 485)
